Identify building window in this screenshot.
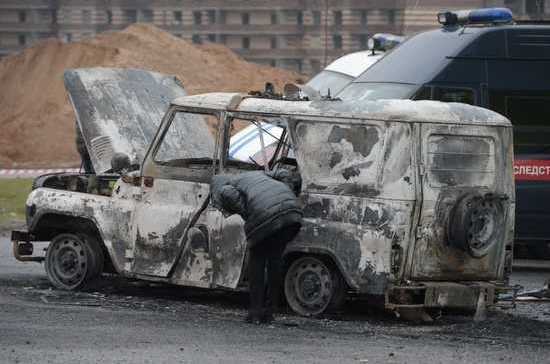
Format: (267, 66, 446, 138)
(207, 34, 216, 42)
(174, 11, 182, 23)
(504, 0, 524, 14)
(360, 34, 368, 49)
(18, 10, 26, 23)
(207, 10, 216, 24)
(334, 11, 342, 26)
(142, 9, 153, 23)
(242, 37, 250, 49)
(526, 0, 545, 14)
(313, 11, 321, 26)
(361, 10, 368, 26)
(51, 10, 57, 24)
(387, 9, 396, 24)
(271, 37, 277, 49)
(271, 12, 278, 25)
(192, 34, 202, 44)
(297, 11, 304, 25)
(218, 10, 226, 25)
(124, 9, 137, 23)
(37, 9, 50, 23)
(106, 10, 113, 24)
(65, 33, 72, 42)
(333, 34, 342, 49)
(310, 59, 321, 74)
(82, 10, 91, 24)
(296, 59, 303, 73)
(193, 11, 202, 25)
(242, 13, 250, 25)
(219, 34, 227, 44)
(18, 34, 26, 46)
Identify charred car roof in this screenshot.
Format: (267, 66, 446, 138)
(172, 92, 511, 127)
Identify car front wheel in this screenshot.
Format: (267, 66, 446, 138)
(45, 233, 104, 290)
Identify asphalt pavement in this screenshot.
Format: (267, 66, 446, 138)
(1, 231, 550, 364)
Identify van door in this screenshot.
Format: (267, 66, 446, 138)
(410, 123, 510, 280)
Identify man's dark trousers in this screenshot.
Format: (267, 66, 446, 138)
(247, 228, 297, 320)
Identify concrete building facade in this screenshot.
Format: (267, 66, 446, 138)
(0, 0, 549, 75)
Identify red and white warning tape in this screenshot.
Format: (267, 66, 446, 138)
(0, 168, 80, 178)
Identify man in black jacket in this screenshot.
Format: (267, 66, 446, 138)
(211, 169, 302, 324)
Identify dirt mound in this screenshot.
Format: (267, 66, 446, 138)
(0, 24, 304, 168)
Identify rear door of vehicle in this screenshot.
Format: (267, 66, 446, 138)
(410, 123, 510, 280)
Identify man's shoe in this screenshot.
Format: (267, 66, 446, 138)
(244, 314, 262, 325)
(261, 312, 274, 324)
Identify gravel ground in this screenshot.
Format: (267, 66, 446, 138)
(1, 231, 550, 364)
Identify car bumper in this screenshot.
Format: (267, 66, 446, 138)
(386, 281, 500, 311)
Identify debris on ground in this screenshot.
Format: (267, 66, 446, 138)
(0, 24, 304, 168)
(512, 280, 550, 302)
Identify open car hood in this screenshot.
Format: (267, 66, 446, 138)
(64, 67, 213, 174)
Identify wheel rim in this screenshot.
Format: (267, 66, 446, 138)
(46, 235, 88, 289)
(468, 201, 499, 257)
(285, 257, 333, 316)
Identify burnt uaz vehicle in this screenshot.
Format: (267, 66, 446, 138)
(12, 68, 514, 316)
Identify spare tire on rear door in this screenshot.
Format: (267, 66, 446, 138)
(448, 193, 507, 258)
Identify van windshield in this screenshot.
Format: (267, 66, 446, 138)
(337, 82, 417, 102)
(307, 70, 354, 96)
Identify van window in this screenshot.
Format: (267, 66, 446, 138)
(490, 93, 550, 154)
(293, 121, 383, 193)
(427, 135, 495, 188)
(433, 87, 475, 105)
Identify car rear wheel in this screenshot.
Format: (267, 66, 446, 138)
(284, 256, 346, 316)
(45, 233, 104, 290)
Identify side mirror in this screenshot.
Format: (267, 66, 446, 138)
(110, 152, 131, 174)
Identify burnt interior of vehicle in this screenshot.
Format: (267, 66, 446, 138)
(226, 117, 296, 172)
(32, 173, 119, 196)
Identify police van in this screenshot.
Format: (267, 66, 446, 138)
(337, 8, 550, 258)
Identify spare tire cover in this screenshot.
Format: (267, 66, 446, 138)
(448, 193, 506, 258)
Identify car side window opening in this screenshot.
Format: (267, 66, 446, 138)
(227, 117, 289, 170)
(153, 110, 217, 167)
(293, 121, 383, 191)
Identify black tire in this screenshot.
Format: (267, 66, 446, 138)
(448, 193, 505, 258)
(45, 233, 104, 290)
(284, 256, 346, 317)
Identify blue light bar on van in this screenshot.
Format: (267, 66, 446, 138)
(368, 33, 404, 51)
(437, 8, 513, 26)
